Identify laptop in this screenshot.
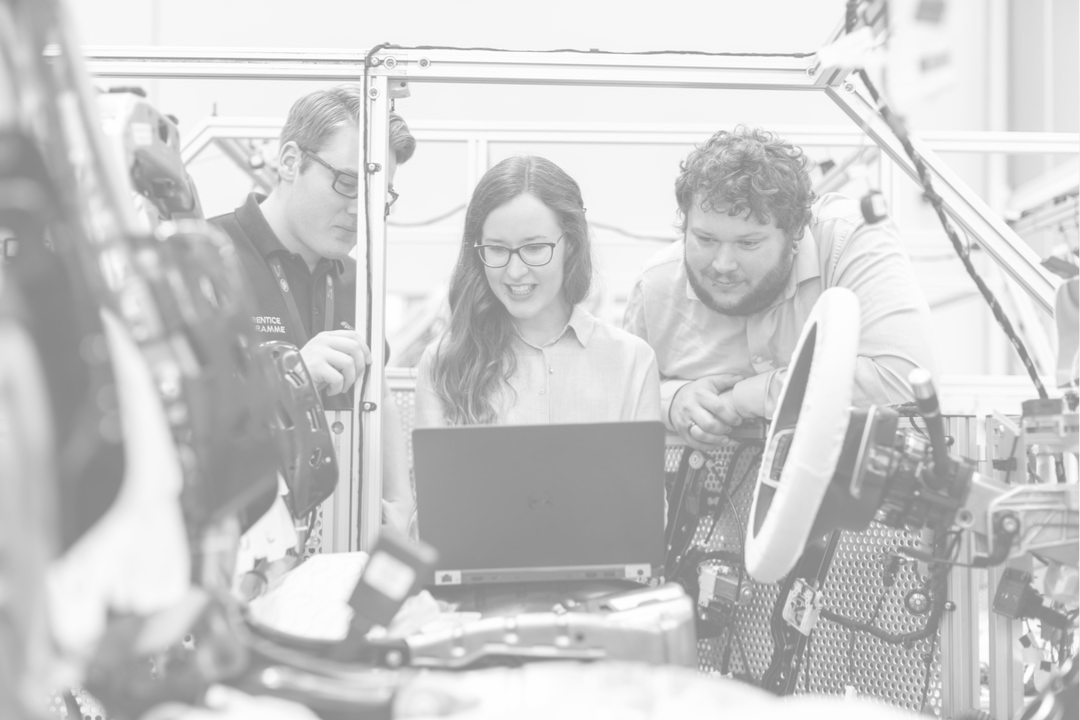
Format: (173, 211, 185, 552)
(412, 421, 666, 586)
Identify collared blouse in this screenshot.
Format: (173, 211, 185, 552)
(415, 305, 661, 427)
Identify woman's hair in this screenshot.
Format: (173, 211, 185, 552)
(430, 155, 592, 425)
(675, 125, 814, 241)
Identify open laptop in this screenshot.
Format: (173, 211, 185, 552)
(412, 421, 666, 586)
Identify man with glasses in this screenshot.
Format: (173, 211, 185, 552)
(210, 83, 416, 534)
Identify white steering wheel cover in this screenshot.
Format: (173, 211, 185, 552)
(745, 288, 861, 584)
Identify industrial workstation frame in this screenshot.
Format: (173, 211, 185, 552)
(84, 41, 1073, 720)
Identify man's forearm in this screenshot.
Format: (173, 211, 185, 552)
(731, 369, 785, 420)
(851, 355, 923, 407)
(728, 356, 924, 424)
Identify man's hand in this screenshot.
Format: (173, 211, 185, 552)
(670, 374, 746, 450)
(299, 329, 372, 396)
(382, 498, 414, 539)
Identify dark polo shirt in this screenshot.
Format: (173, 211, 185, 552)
(210, 193, 359, 410)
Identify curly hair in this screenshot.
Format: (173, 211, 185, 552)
(429, 156, 593, 425)
(675, 126, 815, 241)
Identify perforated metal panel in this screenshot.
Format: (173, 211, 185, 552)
(48, 689, 106, 720)
(807, 525, 941, 711)
(305, 503, 325, 555)
(47, 693, 70, 719)
(668, 441, 943, 715)
(392, 386, 418, 476)
(307, 386, 418, 555)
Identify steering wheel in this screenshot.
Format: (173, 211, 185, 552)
(745, 287, 861, 584)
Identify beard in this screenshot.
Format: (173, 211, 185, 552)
(685, 244, 795, 317)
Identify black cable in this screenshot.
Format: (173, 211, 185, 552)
(846, 5, 1056, 447)
(693, 444, 761, 687)
(725, 491, 745, 551)
(1002, 434, 1020, 485)
(845, 0, 859, 34)
(853, 67, 1050, 403)
(820, 531, 957, 644)
(918, 625, 941, 713)
(735, 630, 756, 683)
(719, 630, 734, 676)
(700, 510, 723, 548)
(699, 442, 755, 548)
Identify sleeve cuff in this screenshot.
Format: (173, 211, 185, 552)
(732, 371, 782, 420)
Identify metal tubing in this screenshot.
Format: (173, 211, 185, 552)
(826, 84, 1058, 315)
(939, 416, 982, 717)
(179, 118, 1079, 165)
(320, 410, 355, 553)
(180, 118, 284, 163)
(982, 415, 1028, 720)
(357, 75, 390, 552)
(366, 48, 817, 90)
(986, 560, 1028, 718)
(83, 46, 371, 80)
(84, 46, 818, 89)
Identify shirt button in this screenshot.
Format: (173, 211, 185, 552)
(753, 355, 763, 364)
(548, 367, 554, 374)
(539, 389, 546, 395)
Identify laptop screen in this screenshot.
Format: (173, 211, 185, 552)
(412, 421, 666, 585)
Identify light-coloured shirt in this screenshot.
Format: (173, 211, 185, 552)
(623, 193, 937, 429)
(415, 305, 661, 427)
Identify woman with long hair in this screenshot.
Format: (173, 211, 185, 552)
(415, 155, 659, 426)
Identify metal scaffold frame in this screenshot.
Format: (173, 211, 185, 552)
(84, 43, 1074, 720)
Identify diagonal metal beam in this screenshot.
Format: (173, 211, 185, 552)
(827, 83, 1058, 314)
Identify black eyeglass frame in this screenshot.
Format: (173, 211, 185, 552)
(385, 186, 400, 218)
(298, 147, 360, 199)
(472, 233, 565, 268)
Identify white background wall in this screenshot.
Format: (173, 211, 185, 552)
(71, 0, 1079, 375)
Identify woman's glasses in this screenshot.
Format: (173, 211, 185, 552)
(473, 234, 565, 268)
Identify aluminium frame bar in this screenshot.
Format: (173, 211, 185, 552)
(827, 82, 1058, 314)
(178, 117, 1080, 163)
(85, 45, 819, 90)
(359, 75, 391, 551)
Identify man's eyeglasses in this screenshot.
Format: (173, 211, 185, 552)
(298, 147, 360, 199)
(473, 234, 564, 268)
(385, 186, 399, 218)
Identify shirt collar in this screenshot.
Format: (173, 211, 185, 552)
(565, 305, 597, 347)
(237, 192, 343, 275)
(514, 304, 597, 350)
(681, 225, 823, 309)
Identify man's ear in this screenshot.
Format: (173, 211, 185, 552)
(278, 141, 302, 182)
